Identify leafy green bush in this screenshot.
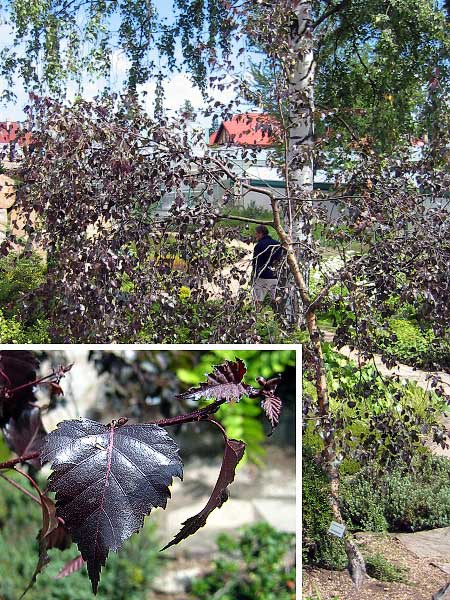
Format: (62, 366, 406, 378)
(342, 455, 450, 532)
(302, 447, 347, 570)
(190, 522, 295, 600)
(376, 318, 450, 369)
(255, 306, 286, 341)
(364, 553, 407, 583)
(340, 475, 388, 533)
(0, 309, 50, 343)
(0, 253, 49, 342)
(0, 474, 160, 600)
(0, 252, 46, 308)
(304, 344, 445, 468)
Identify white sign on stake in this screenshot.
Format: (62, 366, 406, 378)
(328, 521, 346, 538)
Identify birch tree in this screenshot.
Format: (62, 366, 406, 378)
(1, 1, 449, 588)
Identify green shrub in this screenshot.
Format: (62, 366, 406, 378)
(340, 476, 388, 533)
(304, 344, 445, 468)
(0, 309, 50, 343)
(364, 553, 407, 583)
(0, 474, 160, 600)
(342, 455, 450, 532)
(0, 252, 49, 342)
(190, 522, 295, 600)
(0, 253, 46, 308)
(255, 306, 286, 341)
(376, 318, 450, 368)
(302, 447, 347, 570)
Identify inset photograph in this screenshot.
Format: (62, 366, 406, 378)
(0, 348, 297, 599)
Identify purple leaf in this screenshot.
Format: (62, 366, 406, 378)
(261, 396, 282, 431)
(178, 358, 250, 403)
(0, 351, 39, 390)
(162, 435, 245, 551)
(46, 520, 72, 551)
(2, 405, 47, 468)
(55, 555, 85, 580)
(255, 376, 283, 433)
(0, 351, 39, 424)
(21, 495, 59, 598)
(41, 418, 183, 594)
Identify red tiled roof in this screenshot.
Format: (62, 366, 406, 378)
(209, 113, 280, 147)
(0, 121, 32, 146)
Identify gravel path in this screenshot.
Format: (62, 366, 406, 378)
(303, 533, 449, 600)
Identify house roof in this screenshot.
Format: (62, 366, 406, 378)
(209, 113, 280, 147)
(0, 121, 32, 146)
(209, 131, 217, 145)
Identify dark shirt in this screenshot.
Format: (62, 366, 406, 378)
(252, 235, 283, 279)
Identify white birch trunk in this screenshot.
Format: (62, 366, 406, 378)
(289, 1, 315, 201)
(284, 0, 315, 323)
(288, 2, 366, 587)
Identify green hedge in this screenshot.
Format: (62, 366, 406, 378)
(377, 318, 450, 370)
(302, 447, 347, 570)
(342, 455, 450, 532)
(0, 309, 50, 343)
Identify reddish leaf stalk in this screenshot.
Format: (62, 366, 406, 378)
(6, 365, 72, 396)
(0, 451, 41, 469)
(152, 398, 227, 427)
(14, 466, 43, 496)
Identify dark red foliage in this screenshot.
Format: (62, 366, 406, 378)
(46, 520, 72, 551)
(3, 406, 46, 468)
(255, 376, 283, 433)
(55, 555, 85, 579)
(162, 435, 245, 551)
(41, 418, 183, 593)
(178, 358, 250, 402)
(0, 350, 40, 424)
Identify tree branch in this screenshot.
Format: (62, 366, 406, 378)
(0, 452, 41, 470)
(217, 213, 275, 226)
(313, 0, 349, 29)
(150, 399, 227, 428)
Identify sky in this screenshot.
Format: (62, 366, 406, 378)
(0, 1, 249, 126)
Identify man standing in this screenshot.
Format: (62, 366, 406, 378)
(252, 225, 283, 303)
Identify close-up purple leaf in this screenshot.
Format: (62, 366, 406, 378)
(162, 429, 245, 551)
(2, 405, 47, 469)
(177, 358, 250, 403)
(41, 418, 183, 593)
(20, 492, 59, 597)
(46, 519, 72, 551)
(55, 555, 85, 580)
(0, 353, 292, 596)
(0, 351, 40, 424)
(254, 376, 283, 434)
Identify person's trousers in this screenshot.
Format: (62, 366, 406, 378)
(253, 277, 278, 301)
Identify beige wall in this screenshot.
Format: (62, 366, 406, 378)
(0, 173, 16, 239)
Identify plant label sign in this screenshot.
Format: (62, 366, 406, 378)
(328, 521, 346, 538)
